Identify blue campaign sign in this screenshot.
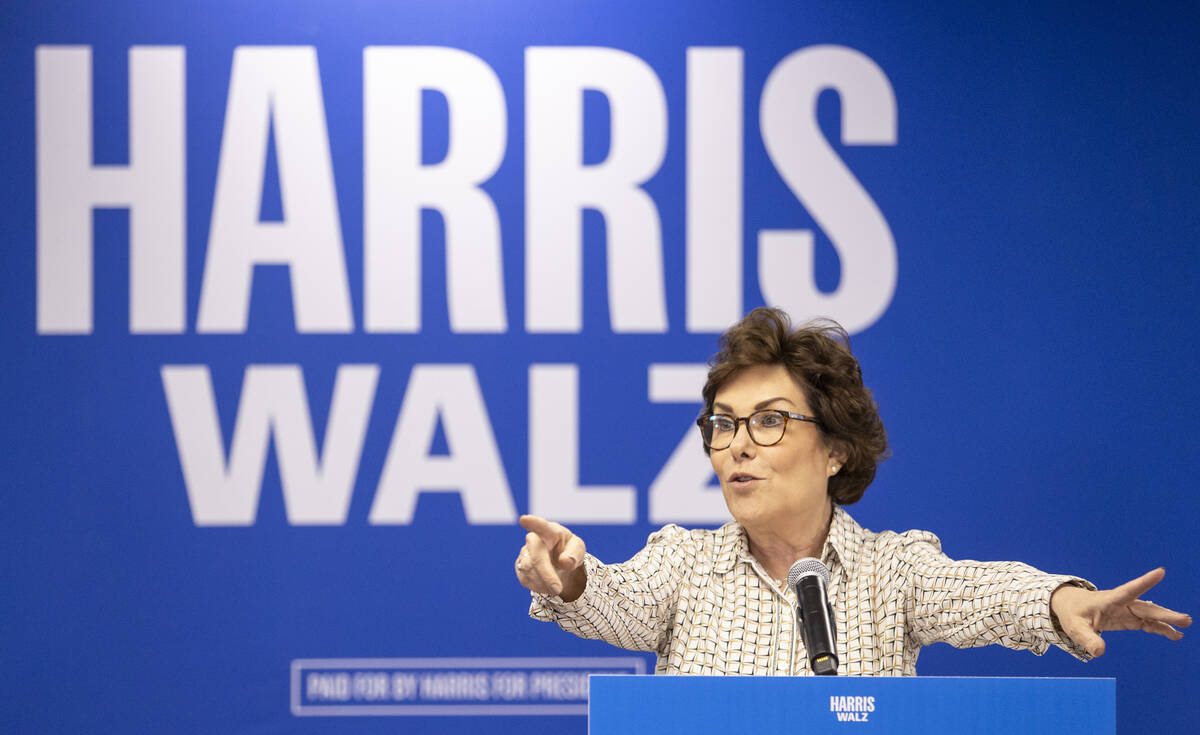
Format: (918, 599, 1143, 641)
(1, 1, 1197, 733)
(590, 676, 1116, 733)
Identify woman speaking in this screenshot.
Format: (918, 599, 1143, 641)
(514, 307, 1189, 675)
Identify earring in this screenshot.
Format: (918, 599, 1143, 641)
(830, 465, 839, 475)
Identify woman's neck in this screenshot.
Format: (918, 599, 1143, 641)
(746, 502, 834, 583)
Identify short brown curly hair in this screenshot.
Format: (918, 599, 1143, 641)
(701, 307, 889, 505)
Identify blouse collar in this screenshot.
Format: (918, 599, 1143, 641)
(715, 504, 863, 584)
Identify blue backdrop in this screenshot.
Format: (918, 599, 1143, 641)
(2, 1, 1197, 732)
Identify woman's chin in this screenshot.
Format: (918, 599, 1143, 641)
(727, 501, 767, 529)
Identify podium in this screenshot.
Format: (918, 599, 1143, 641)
(589, 676, 1114, 734)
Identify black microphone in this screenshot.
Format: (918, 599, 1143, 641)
(787, 557, 838, 675)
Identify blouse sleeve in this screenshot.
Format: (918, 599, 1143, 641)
(528, 524, 691, 653)
(889, 530, 1097, 661)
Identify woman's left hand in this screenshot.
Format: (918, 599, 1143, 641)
(1050, 567, 1191, 657)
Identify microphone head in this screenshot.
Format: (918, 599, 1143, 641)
(787, 557, 831, 588)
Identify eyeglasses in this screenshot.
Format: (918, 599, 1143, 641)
(696, 409, 823, 450)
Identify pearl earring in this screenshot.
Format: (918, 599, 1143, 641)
(830, 465, 839, 474)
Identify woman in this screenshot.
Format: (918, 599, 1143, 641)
(514, 308, 1189, 675)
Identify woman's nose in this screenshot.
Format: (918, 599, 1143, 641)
(727, 420, 756, 457)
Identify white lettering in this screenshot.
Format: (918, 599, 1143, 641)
(489, 671, 528, 700)
(391, 673, 419, 700)
(418, 672, 490, 701)
(370, 365, 516, 524)
(525, 47, 668, 333)
(529, 364, 635, 523)
(686, 47, 744, 333)
(198, 46, 353, 333)
(759, 45, 897, 334)
(352, 672, 390, 701)
(161, 364, 378, 525)
(306, 672, 351, 701)
(527, 672, 589, 700)
(36, 45, 185, 334)
(364, 46, 508, 333)
(647, 364, 728, 523)
(830, 694, 877, 713)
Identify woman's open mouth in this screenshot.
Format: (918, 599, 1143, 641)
(728, 472, 761, 489)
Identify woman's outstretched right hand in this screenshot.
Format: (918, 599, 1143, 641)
(515, 515, 587, 601)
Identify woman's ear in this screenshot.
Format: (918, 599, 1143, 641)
(827, 442, 849, 475)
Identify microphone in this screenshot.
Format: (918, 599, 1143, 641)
(787, 557, 838, 675)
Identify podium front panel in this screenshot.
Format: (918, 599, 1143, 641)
(589, 676, 1114, 734)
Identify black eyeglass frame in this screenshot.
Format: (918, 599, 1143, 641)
(696, 409, 824, 450)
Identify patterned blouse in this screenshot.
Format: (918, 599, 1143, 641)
(529, 506, 1093, 675)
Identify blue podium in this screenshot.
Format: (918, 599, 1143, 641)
(589, 676, 1114, 734)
